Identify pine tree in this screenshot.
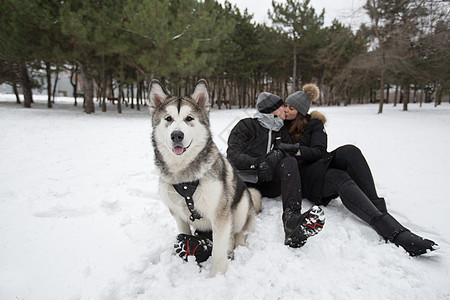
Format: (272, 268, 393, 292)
(270, 0, 324, 90)
(0, 0, 42, 107)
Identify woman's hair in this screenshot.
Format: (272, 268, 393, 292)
(288, 114, 308, 139)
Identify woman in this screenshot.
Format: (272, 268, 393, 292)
(277, 84, 438, 256)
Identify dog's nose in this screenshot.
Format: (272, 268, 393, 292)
(171, 130, 184, 142)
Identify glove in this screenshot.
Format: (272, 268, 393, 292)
(277, 143, 301, 156)
(174, 234, 212, 263)
(265, 149, 284, 169)
(256, 161, 273, 182)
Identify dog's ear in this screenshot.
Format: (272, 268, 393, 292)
(191, 79, 211, 113)
(148, 79, 169, 114)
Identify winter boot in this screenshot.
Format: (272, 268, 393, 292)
(174, 231, 212, 263)
(371, 213, 439, 256)
(283, 204, 325, 248)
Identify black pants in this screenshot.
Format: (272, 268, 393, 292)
(249, 156, 302, 212)
(320, 145, 384, 224)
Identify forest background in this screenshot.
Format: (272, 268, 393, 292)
(0, 0, 448, 114)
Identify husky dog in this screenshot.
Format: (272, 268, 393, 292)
(148, 79, 262, 277)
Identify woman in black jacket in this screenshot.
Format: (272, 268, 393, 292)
(278, 84, 438, 256)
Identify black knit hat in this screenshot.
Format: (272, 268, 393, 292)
(256, 92, 284, 114)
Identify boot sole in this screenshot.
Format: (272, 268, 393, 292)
(285, 205, 325, 247)
(408, 243, 440, 256)
(300, 205, 325, 237)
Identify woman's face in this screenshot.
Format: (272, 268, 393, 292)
(284, 104, 298, 121)
(272, 106, 286, 120)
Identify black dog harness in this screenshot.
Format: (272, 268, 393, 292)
(173, 180, 202, 221)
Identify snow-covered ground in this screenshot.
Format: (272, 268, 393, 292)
(1, 95, 449, 300)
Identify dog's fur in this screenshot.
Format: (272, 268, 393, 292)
(148, 79, 261, 277)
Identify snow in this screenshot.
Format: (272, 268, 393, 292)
(1, 95, 449, 299)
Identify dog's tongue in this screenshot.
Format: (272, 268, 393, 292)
(173, 146, 184, 155)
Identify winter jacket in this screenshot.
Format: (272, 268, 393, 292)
(285, 111, 335, 204)
(227, 116, 294, 171)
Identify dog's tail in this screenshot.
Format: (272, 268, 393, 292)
(248, 188, 262, 213)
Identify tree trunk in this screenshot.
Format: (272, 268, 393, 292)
(378, 52, 385, 114)
(45, 62, 52, 108)
(126, 83, 130, 106)
(136, 79, 141, 111)
(216, 81, 222, 109)
(292, 38, 297, 91)
(118, 58, 123, 114)
(13, 82, 21, 104)
(136, 81, 143, 110)
(238, 83, 243, 109)
(70, 63, 79, 106)
(435, 84, 443, 107)
(101, 55, 107, 112)
(402, 85, 409, 111)
(81, 63, 95, 114)
(393, 85, 399, 107)
(52, 66, 59, 103)
(345, 87, 351, 106)
(130, 82, 135, 109)
(17, 61, 33, 108)
(97, 87, 102, 107)
(143, 81, 147, 106)
(419, 87, 424, 107)
(386, 83, 390, 103)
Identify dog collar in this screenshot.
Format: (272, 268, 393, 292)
(173, 180, 202, 221)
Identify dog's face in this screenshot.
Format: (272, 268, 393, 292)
(149, 80, 211, 159)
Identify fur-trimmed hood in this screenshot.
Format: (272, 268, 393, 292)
(310, 110, 327, 124)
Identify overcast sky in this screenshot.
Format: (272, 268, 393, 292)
(217, 0, 369, 28)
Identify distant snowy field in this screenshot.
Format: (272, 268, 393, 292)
(1, 95, 449, 300)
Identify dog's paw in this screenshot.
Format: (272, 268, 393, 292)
(207, 270, 217, 278)
(207, 258, 228, 278)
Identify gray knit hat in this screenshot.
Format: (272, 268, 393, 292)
(285, 84, 320, 116)
(285, 91, 311, 116)
(256, 92, 284, 114)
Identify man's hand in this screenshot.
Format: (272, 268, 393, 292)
(256, 161, 273, 182)
(265, 149, 284, 168)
